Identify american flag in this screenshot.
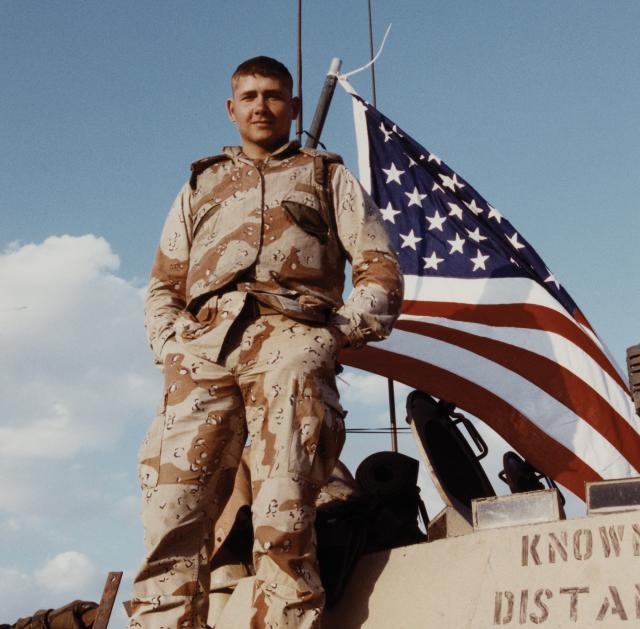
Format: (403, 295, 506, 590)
(338, 81, 640, 499)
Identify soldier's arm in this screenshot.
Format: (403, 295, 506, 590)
(144, 182, 193, 364)
(328, 164, 403, 347)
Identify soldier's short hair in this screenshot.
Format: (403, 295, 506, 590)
(231, 56, 294, 94)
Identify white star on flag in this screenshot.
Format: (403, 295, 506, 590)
(447, 202, 463, 220)
(545, 272, 560, 289)
(428, 153, 442, 165)
(426, 210, 447, 231)
(382, 162, 405, 185)
(466, 226, 487, 243)
(465, 198, 483, 215)
(507, 232, 525, 250)
(423, 251, 444, 270)
(447, 232, 465, 254)
(405, 187, 428, 208)
(471, 249, 490, 271)
(399, 229, 422, 250)
(379, 122, 393, 142)
(439, 172, 464, 192)
(379, 202, 401, 223)
(488, 205, 503, 223)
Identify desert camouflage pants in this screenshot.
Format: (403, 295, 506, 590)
(127, 306, 346, 628)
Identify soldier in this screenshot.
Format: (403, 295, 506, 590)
(127, 56, 403, 628)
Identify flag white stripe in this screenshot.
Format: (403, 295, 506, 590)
(377, 329, 636, 479)
(401, 314, 637, 427)
(402, 274, 613, 369)
(343, 77, 372, 194)
(404, 275, 567, 310)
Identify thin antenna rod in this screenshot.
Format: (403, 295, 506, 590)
(368, 0, 396, 451)
(367, 0, 377, 107)
(388, 378, 398, 452)
(296, 0, 303, 139)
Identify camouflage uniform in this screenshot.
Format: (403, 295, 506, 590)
(128, 141, 402, 628)
(206, 450, 360, 627)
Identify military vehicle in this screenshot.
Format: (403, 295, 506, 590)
(210, 354, 640, 628)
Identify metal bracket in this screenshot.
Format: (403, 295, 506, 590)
(93, 571, 123, 629)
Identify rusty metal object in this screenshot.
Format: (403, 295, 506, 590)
(627, 344, 640, 416)
(93, 571, 122, 629)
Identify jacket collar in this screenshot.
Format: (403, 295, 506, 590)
(223, 140, 301, 166)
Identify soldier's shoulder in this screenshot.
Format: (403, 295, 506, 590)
(189, 154, 231, 189)
(298, 146, 344, 165)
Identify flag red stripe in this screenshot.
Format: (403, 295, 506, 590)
(573, 306, 593, 331)
(402, 300, 626, 391)
(339, 345, 599, 498)
(394, 319, 640, 468)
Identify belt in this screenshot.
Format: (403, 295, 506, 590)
(245, 295, 281, 317)
(188, 288, 281, 319)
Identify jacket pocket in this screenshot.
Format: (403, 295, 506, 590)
(281, 189, 329, 243)
(192, 201, 221, 239)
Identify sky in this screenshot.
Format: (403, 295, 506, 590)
(1, 0, 639, 622)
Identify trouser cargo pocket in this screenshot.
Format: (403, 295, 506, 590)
(138, 395, 166, 489)
(289, 392, 346, 486)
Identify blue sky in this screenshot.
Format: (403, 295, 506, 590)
(1, 0, 639, 622)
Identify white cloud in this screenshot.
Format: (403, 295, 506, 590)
(0, 235, 157, 599)
(0, 551, 104, 622)
(338, 368, 412, 427)
(0, 235, 160, 461)
(338, 370, 391, 406)
(34, 551, 99, 595)
(0, 236, 232, 620)
(0, 412, 84, 459)
(0, 567, 32, 615)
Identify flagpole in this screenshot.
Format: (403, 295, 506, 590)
(304, 58, 342, 148)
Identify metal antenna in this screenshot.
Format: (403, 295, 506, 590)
(296, 0, 303, 140)
(367, 0, 377, 108)
(388, 378, 398, 452)
(367, 0, 397, 452)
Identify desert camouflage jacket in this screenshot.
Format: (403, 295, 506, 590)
(144, 140, 403, 363)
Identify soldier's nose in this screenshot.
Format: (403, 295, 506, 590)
(254, 96, 268, 111)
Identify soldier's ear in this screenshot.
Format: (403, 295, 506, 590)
(226, 98, 237, 123)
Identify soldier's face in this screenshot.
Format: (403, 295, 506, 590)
(227, 74, 299, 158)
